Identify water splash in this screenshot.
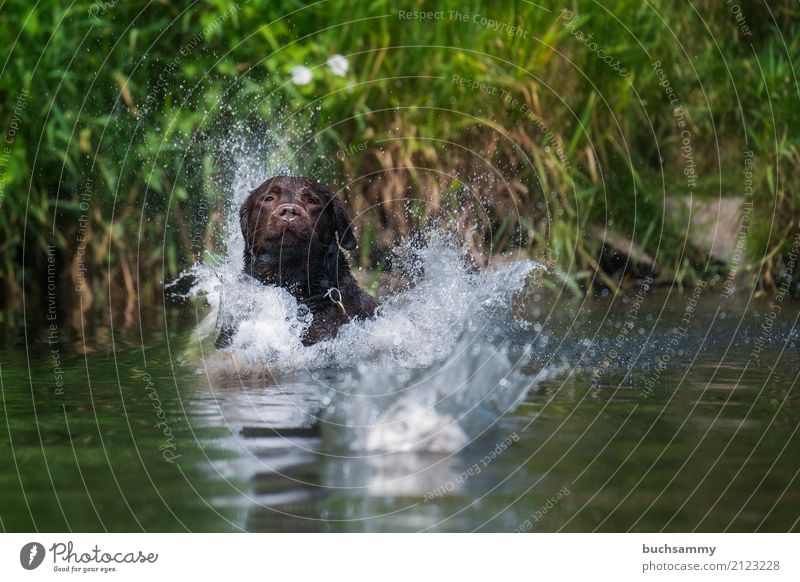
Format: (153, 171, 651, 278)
(191, 229, 541, 369)
(184, 137, 552, 453)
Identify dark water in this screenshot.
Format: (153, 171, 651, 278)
(1, 291, 798, 532)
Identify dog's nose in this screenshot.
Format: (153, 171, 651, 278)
(276, 204, 301, 218)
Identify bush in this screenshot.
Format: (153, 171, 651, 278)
(1, 0, 798, 316)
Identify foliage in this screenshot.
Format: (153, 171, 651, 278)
(0, 0, 798, 315)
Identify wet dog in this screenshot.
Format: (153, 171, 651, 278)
(216, 175, 376, 347)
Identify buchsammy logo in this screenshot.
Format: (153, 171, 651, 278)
(20, 542, 46, 570)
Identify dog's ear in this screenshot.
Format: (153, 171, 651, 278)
(241, 178, 274, 242)
(330, 196, 357, 251)
(239, 197, 251, 241)
(238, 196, 253, 274)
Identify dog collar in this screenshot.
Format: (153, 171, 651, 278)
(323, 287, 348, 316)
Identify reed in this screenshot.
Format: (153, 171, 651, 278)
(1, 0, 798, 319)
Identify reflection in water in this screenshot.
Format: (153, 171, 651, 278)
(185, 288, 800, 532)
(2, 290, 799, 532)
(172, 144, 563, 530)
(198, 352, 544, 532)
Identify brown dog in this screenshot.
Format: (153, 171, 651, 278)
(215, 176, 376, 347)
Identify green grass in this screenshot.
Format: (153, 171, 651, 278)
(0, 0, 798, 316)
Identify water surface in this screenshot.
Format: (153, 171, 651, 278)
(2, 288, 798, 532)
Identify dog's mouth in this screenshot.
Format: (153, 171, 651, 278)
(262, 204, 313, 243)
(275, 226, 306, 246)
(275, 218, 310, 239)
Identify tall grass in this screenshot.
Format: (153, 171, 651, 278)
(0, 0, 798, 321)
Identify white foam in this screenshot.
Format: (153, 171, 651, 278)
(183, 143, 550, 452)
(191, 230, 541, 370)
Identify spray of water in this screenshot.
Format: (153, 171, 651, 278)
(183, 133, 552, 452)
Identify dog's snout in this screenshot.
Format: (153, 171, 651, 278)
(276, 204, 302, 219)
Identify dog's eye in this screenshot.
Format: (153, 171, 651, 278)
(263, 193, 275, 202)
(306, 195, 320, 205)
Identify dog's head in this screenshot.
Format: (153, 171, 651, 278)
(240, 176, 356, 260)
